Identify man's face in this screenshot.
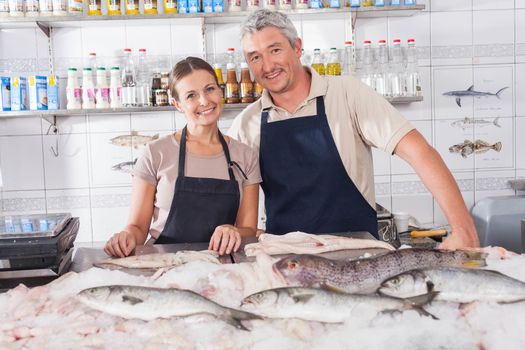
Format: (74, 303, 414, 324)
(242, 26, 302, 95)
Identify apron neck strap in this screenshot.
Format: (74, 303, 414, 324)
(178, 126, 236, 181)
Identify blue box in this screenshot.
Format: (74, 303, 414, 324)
(178, 0, 188, 13)
(404, 0, 416, 4)
(309, 0, 321, 8)
(212, 0, 223, 12)
(47, 75, 59, 110)
(390, 0, 400, 5)
(28, 75, 48, 110)
(374, 0, 384, 5)
(350, 0, 360, 7)
(329, 0, 340, 7)
(0, 77, 11, 111)
(188, 0, 200, 12)
(202, 0, 212, 12)
(10, 76, 28, 111)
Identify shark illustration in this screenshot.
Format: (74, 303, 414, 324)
(443, 85, 508, 107)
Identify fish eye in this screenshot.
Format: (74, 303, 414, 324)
(288, 260, 298, 270)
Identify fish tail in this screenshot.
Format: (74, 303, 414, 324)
(498, 298, 525, 305)
(461, 251, 487, 268)
(221, 308, 262, 331)
(404, 291, 440, 320)
(492, 142, 502, 152)
(493, 117, 501, 128)
(495, 87, 508, 99)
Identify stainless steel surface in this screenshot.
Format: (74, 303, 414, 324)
(231, 231, 389, 263)
(70, 243, 232, 274)
(522, 220, 525, 253)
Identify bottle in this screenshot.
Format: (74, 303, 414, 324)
(405, 38, 422, 97)
(0, 0, 8, 16)
(125, 0, 139, 14)
(65, 0, 81, 15)
(39, 0, 53, 15)
(374, 0, 384, 5)
(404, 0, 416, 5)
(263, 0, 276, 10)
(82, 68, 96, 109)
(121, 49, 137, 107)
(342, 41, 355, 76)
(360, 0, 372, 6)
(295, 0, 308, 8)
(88, 52, 97, 81)
(163, 0, 178, 13)
(110, 67, 122, 108)
(254, 81, 263, 100)
(25, 0, 40, 16)
(246, 0, 258, 10)
(240, 63, 254, 104)
(228, 0, 241, 11)
(8, 0, 24, 16)
(95, 68, 110, 109)
(136, 49, 152, 107)
(311, 49, 325, 76)
(106, 0, 121, 15)
(279, 0, 291, 9)
(88, 0, 102, 15)
(225, 63, 240, 104)
(66, 68, 82, 110)
(349, 0, 360, 6)
(144, 0, 158, 14)
(226, 47, 236, 66)
(213, 63, 226, 104)
(151, 72, 161, 106)
(326, 48, 341, 76)
(389, 39, 404, 97)
(359, 40, 375, 89)
(374, 39, 389, 96)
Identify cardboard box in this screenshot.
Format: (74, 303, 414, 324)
(11, 76, 28, 111)
(0, 77, 11, 111)
(47, 75, 59, 110)
(28, 75, 48, 110)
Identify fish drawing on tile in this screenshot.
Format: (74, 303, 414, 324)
(443, 85, 508, 107)
(112, 158, 137, 173)
(449, 139, 502, 158)
(110, 131, 159, 148)
(450, 117, 501, 130)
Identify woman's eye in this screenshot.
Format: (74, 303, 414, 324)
(186, 93, 195, 100)
(206, 86, 216, 92)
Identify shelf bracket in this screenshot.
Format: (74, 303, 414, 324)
(36, 21, 50, 38)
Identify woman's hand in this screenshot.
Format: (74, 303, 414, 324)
(104, 231, 137, 258)
(209, 224, 242, 256)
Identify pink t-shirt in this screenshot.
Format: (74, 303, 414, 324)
(132, 133, 262, 240)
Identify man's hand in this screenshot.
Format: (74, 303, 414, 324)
(209, 225, 242, 255)
(104, 231, 137, 258)
(439, 227, 480, 250)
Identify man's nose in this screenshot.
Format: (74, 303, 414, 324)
(261, 55, 274, 73)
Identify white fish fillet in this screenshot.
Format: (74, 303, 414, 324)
(95, 250, 220, 269)
(244, 232, 394, 257)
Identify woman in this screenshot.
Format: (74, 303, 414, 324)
(104, 57, 261, 258)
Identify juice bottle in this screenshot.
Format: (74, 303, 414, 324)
(311, 49, 325, 76)
(125, 0, 139, 15)
(110, 67, 122, 108)
(144, 0, 158, 14)
(326, 48, 341, 76)
(239, 63, 254, 104)
(213, 63, 226, 104)
(88, 0, 102, 15)
(66, 68, 82, 110)
(95, 68, 110, 109)
(163, 0, 178, 13)
(107, 0, 121, 15)
(225, 63, 240, 104)
(360, 0, 373, 6)
(82, 68, 96, 109)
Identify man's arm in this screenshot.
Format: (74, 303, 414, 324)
(393, 129, 480, 249)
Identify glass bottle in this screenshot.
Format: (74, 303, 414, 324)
(311, 48, 325, 76)
(240, 62, 254, 103)
(225, 63, 240, 104)
(326, 48, 341, 76)
(389, 39, 404, 97)
(359, 40, 375, 89)
(342, 41, 355, 76)
(121, 48, 137, 107)
(405, 38, 422, 97)
(254, 81, 263, 100)
(213, 63, 226, 104)
(136, 49, 152, 107)
(374, 39, 389, 97)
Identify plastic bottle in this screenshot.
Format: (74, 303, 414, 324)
(405, 38, 422, 97)
(95, 68, 110, 109)
(226, 47, 236, 66)
(279, 0, 291, 9)
(124, 0, 139, 14)
(342, 41, 355, 76)
(374, 0, 384, 6)
(246, 0, 259, 11)
(106, 0, 121, 15)
(8, 0, 24, 16)
(82, 68, 96, 109)
(66, 69, 82, 109)
(39, 0, 53, 15)
(25, 0, 39, 16)
(66, 0, 82, 15)
(213, 63, 226, 104)
(0, 0, 8, 17)
(228, 0, 241, 11)
(144, 0, 158, 14)
(404, 0, 416, 5)
(240, 62, 254, 104)
(110, 67, 122, 108)
(88, 52, 97, 82)
(136, 49, 152, 107)
(360, 0, 372, 6)
(225, 63, 240, 104)
(374, 40, 389, 97)
(263, 0, 276, 10)
(295, 0, 308, 8)
(163, 0, 177, 13)
(359, 40, 375, 89)
(349, 0, 360, 6)
(311, 49, 325, 76)
(326, 48, 341, 76)
(121, 48, 137, 107)
(88, 0, 101, 15)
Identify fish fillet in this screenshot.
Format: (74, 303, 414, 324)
(94, 250, 220, 269)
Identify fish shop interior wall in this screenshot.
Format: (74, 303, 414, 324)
(1, 0, 525, 243)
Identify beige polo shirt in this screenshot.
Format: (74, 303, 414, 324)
(228, 67, 414, 208)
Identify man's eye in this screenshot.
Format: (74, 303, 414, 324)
(251, 56, 260, 63)
(272, 48, 281, 54)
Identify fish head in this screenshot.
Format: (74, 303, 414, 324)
(273, 255, 324, 287)
(77, 286, 112, 303)
(241, 289, 280, 310)
(378, 270, 429, 298)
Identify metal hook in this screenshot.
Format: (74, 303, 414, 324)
(44, 115, 59, 157)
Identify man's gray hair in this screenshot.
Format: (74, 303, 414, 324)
(240, 9, 299, 47)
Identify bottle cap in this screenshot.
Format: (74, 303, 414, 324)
(330, 47, 337, 52)
(378, 39, 386, 44)
(408, 38, 415, 43)
(227, 48, 235, 52)
(241, 62, 249, 68)
(89, 52, 96, 57)
(83, 67, 92, 71)
(111, 66, 120, 70)
(124, 48, 132, 53)
(314, 48, 321, 53)
(68, 68, 77, 71)
(393, 39, 401, 44)
(139, 48, 146, 53)
(213, 63, 221, 69)
(96, 67, 106, 70)
(363, 40, 372, 45)
(344, 41, 353, 46)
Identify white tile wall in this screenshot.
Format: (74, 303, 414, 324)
(472, 0, 514, 11)
(431, 0, 472, 12)
(517, 64, 525, 116)
(0, 135, 45, 191)
(473, 10, 514, 65)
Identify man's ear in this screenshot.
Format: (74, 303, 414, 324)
(294, 37, 303, 56)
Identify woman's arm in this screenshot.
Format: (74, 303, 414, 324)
(104, 177, 156, 257)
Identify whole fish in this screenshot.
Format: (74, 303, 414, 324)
(378, 267, 525, 303)
(241, 287, 438, 322)
(111, 158, 138, 173)
(443, 85, 508, 107)
(273, 249, 486, 294)
(450, 117, 501, 130)
(110, 131, 159, 149)
(78, 285, 261, 330)
(94, 250, 220, 270)
(448, 139, 502, 158)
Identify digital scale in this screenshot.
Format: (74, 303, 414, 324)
(0, 213, 79, 291)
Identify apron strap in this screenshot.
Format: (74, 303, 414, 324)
(218, 131, 236, 181)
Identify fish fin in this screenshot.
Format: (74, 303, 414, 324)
(456, 97, 462, 107)
(221, 308, 262, 331)
(467, 85, 474, 91)
(405, 291, 440, 320)
(122, 295, 144, 305)
(492, 142, 502, 152)
(461, 251, 487, 268)
(152, 134, 159, 140)
(132, 158, 138, 164)
(493, 117, 501, 128)
(319, 281, 347, 294)
(497, 298, 525, 305)
(495, 87, 508, 99)
(474, 139, 489, 146)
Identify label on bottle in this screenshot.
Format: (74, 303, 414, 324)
(74, 88, 81, 98)
(225, 83, 240, 104)
(240, 82, 254, 103)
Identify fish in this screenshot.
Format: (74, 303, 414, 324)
(244, 232, 395, 257)
(241, 287, 438, 322)
(110, 131, 159, 149)
(443, 85, 508, 107)
(94, 250, 220, 270)
(111, 158, 138, 173)
(378, 267, 525, 304)
(450, 117, 501, 130)
(273, 249, 486, 294)
(77, 285, 261, 330)
(448, 139, 502, 158)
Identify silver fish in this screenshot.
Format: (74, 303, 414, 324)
(110, 131, 159, 149)
(450, 117, 501, 130)
(241, 287, 438, 322)
(378, 267, 525, 303)
(111, 158, 137, 173)
(93, 250, 220, 270)
(78, 285, 260, 330)
(273, 249, 486, 294)
(443, 85, 508, 107)
(449, 139, 502, 158)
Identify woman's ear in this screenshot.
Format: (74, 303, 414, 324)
(172, 99, 183, 113)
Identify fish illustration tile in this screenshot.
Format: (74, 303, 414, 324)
(448, 139, 502, 158)
(110, 131, 159, 149)
(433, 67, 474, 119)
(443, 85, 508, 108)
(450, 117, 501, 130)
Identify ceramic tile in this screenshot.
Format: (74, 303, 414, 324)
(81, 25, 126, 58)
(433, 66, 474, 119)
(0, 29, 38, 60)
(124, 23, 172, 56)
(391, 121, 432, 175)
(431, 11, 472, 47)
(302, 18, 346, 51)
(354, 18, 388, 48)
(36, 28, 50, 61)
(207, 23, 242, 60)
(131, 111, 175, 131)
(46, 189, 92, 243)
(89, 132, 134, 187)
(375, 196, 391, 213)
(517, 64, 525, 117)
(0, 136, 45, 191)
(43, 133, 90, 189)
(434, 119, 475, 171)
(1, 190, 46, 214)
(516, 117, 525, 169)
(517, 10, 525, 44)
(473, 10, 514, 64)
(47, 115, 87, 134)
(472, 0, 514, 10)
(88, 113, 131, 133)
(0, 117, 42, 136)
(52, 28, 83, 59)
(394, 66, 431, 121)
(388, 12, 430, 48)
(474, 170, 516, 202)
(518, 0, 525, 9)
(169, 18, 204, 56)
(391, 174, 434, 226)
(90, 186, 131, 242)
(472, 65, 513, 118)
(430, 0, 472, 11)
(373, 148, 390, 176)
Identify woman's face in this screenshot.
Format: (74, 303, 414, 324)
(172, 69, 223, 128)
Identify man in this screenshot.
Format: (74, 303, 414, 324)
(229, 9, 479, 249)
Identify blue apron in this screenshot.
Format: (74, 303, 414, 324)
(155, 127, 240, 244)
(259, 96, 378, 238)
